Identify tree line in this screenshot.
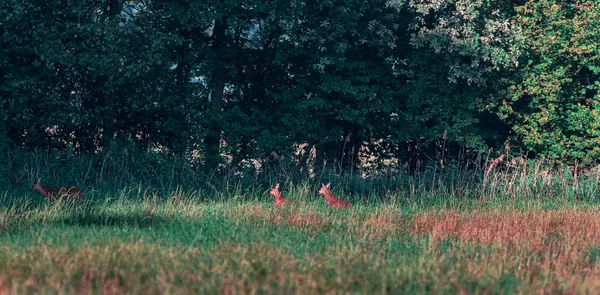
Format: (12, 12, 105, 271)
(1, 0, 599, 173)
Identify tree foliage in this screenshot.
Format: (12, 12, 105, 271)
(1, 0, 596, 173)
(501, 0, 600, 164)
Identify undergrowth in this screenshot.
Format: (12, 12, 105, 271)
(3, 148, 600, 203)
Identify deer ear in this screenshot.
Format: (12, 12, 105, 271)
(275, 183, 280, 189)
(326, 183, 330, 188)
(37, 177, 42, 184)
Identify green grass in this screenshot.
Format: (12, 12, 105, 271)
(1, 190, 600, 294)
(5, 134, 600, 293)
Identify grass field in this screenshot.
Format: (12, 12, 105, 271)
(1, 187, 600, 295)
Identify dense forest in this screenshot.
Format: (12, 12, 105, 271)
(1, 0, 599, 184)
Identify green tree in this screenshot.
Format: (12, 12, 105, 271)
(500, 0, 600, 165)
(0, 0, 202, 153)
(264, 0, 408, 170)
(398, 0, 521, 151)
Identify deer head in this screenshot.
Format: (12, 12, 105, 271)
(269, 183, 281, 196)
(30, 177, 44, 193)
(318, 183, 331, 195)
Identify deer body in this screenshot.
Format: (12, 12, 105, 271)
(319, 183, 352, 209)
(31, 178, 84, 201)
(269, 183, 301, 206)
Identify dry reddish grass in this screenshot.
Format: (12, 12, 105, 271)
(228, 205, 405, 235)
(0, 277, 9, 295)
(219, 204, 600, 285)
(224, 205, 270, 222)
(409, 208, 600, 277)
(355, 213, 405, 238)
(281, 212, 329, 230)
(225, 204, 600, 266)
(225, 205, 332, 231)
(411, 209, 600, 250)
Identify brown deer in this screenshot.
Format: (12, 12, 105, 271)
(318, 183, 352, 209)
(30, 178, 84, 201)
(269, 183, 301, 206)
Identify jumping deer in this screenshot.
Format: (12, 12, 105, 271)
(269, 183, 301, 206)
(318, 183, 352, 209)
(30, 178, 84, 201)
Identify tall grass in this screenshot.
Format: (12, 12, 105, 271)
(2, 147, 600, 204)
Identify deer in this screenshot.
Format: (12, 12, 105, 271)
(269, 183, 302, 206)
(318, 183, 352, 209)
(30, 178, 84, 201)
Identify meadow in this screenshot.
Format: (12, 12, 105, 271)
(2, 184, 600, 294)
(2, 150, 600, 294)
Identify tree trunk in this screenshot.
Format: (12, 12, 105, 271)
(102, 0, 123, 149)
(204, 19, 227, 170)
(210, 19, 227, 112)
(102, 95, 114, 149)
(339, 127, 361, 171)
(316, 141, 340, 172)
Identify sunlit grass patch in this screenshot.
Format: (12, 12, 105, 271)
(221, 202, 343, 231)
